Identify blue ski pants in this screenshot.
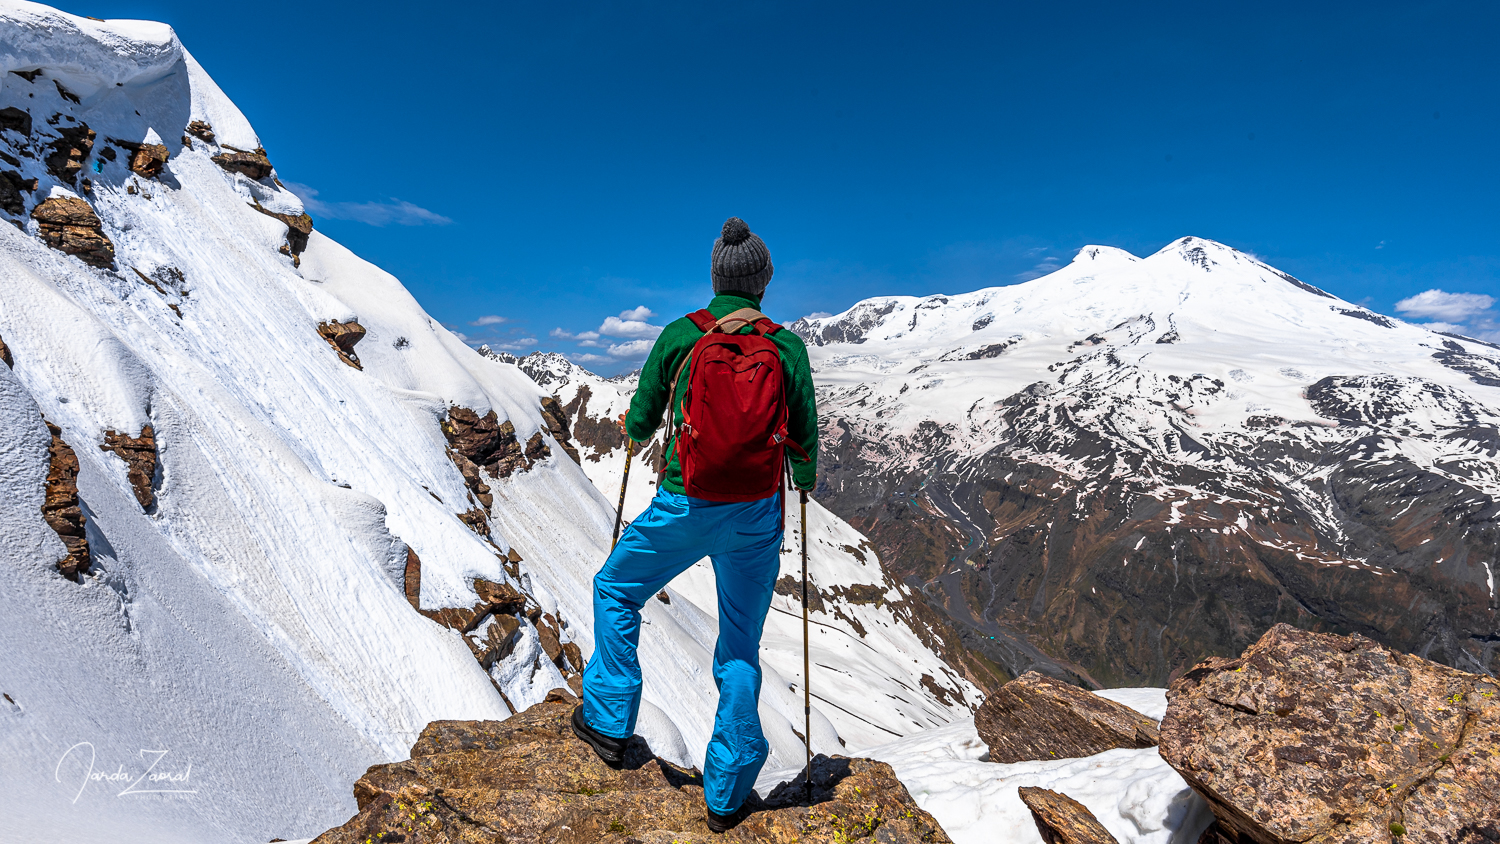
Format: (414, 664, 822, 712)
(582, 489, 782, 814)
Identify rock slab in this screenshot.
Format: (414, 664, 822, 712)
(1159, 623, 1500, 844)
(100, 425, 157, 509)
(43, 421, 89, 580)
(1017, 787, 1120, 844)
(309, 697, 951, 844)
(975, 670, 1159, 763)
(31, 196, 115, 269)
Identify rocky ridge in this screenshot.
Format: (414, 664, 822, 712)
(974, 670, 1159, 764)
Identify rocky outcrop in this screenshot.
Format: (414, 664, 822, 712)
(309, 696, 951, 844)
(212, 148, 273, 180)
(99, 426, 157, 510)
(539, 395, 581, 464)
(44, 122, 94, 184)
(316, 321, 365, 369)
(185, 120, 215, 143)
(109, 139, 169, 178)
(1159, 624, 1500, 844)
(250, 202, 313, 264)
(43, 422, 89, 581)
(31, 196, 115, 269)
(560, 383, 626, 462)
(404, 547, 422, 609)
(0, 105, 31, 135)
(975, 671, 1159, 763)
(1018, 787, 1120, 844)
(1, 170, 38, 216)
(442, 406, 554, 496)
(0, 333, 12, 368)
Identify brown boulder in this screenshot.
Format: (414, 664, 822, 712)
(31, 196, 115, 269)
(442, 406, 549, 489)
(212, 148, 273, 180)
(1017, 787, 1120, 844)
(99, 425, 157, 509)
(43, 422, 90, 581)
(185, 120, 215, 143)
(309, 698, 951, 844)
(44, 122, 94, 184)
(975, 671, 1159, 764)
(126, 142, 169, 178)
(0, 332, 12, 368)
(250, 201, 314, 259)
(1159, 623, 1500, 844)
(316, 321, 365, 369)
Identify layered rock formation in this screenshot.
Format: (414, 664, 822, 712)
(309, 695, 951, 844)
(1018, 787, 1121, 844)
(251, 201, 314, 263)
(211, 147, 273, 180)
(99, 425, 157, 510)
(30, 195, 114, 269)
(316, 320, 365, 369)
(975, 671, 1159, 763)
(42, 421, 89, 580)
(109, 138, 169, 178)
(0, 332, 12, 368)
(1160, 624, 1500, 844)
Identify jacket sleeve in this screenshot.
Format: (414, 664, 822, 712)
(781, 334, 819, 490)
(625, 323, 680, 442)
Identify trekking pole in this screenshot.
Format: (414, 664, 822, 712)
(800, 488, 812, 804)
(611, 439, 635, 550)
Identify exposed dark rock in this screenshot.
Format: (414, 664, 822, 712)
(10, 68, 42, 83)
(99, 425, 157, 509)
(775, 573, 826, 614)
(404, 548, 421, 609)
(44, 122, 95, 184)
(53, 80, 80, 104)
(212, 148, 273, 180)
(43, 422, 89, 581)
(308, 698, 951, 844)
(31, 196, 114, 269)
(560, 383, 625, 461)
(457, 506, 490, 537)
(538, 395, 581, 464)
(109, 139, 169, 178)
(1017, 787, 1121, 844)
(0, 169, 35, 216)
(1159, 624, 1500, 844)
(420, 578, 525, 634)
(0, 106, 31, 136)
(0, 333, 12, 368)
(316, 321, 365, 369)
(975, 671, 1158, 764)
(185, 120, 215, 143)
(249, 202, 313, 261)
(442, 406, 548, 483)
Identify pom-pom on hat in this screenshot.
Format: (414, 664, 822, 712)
(711, 217, 773, 297)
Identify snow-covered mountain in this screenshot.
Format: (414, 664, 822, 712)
(0, 4, 974, 842)
(788, 238, 1500, 686)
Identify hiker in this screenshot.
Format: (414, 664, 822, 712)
(572, 217, 818, 832)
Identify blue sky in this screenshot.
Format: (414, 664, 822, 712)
(86, 0, 1500, 370)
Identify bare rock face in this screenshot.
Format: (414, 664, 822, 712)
(1018, 787, 1121, 844)
(31, 196, 115, 269)
(99, 425, 157, 509)
(316, 321, 365, 369)
(309, 697, 952, 844)
(538, 395, 581, 464)
(404, 547, 422, 609)
(250, 202, 313, 262)
(1159, 623, 1500, 844)
(43, 422, 90, 581)
(443, 406, 551, 485)
(212, 148, 273, 180)
(110, 140, 169, 178)
(0, 332, 12, 368)
(1, 169, 36, 216)
(975, 671, 1159, 763)
(185, 120, 215, 143)
(0, 105, 31, 135)
(45, 122, 94, 184)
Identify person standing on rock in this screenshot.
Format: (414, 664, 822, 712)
(572, 217, 818, 833)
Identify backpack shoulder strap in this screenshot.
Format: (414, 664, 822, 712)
(716, 307, 781, 336)
(686, 309, 718, 332)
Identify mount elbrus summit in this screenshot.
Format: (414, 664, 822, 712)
(528, 239, 1500, 689)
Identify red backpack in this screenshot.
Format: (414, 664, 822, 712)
(665, 307, 807, 502)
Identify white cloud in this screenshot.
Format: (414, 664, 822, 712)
(607, 339, 654, 359)
(283, 182, 452, 227)
(598, 316, 663, 339)
(550, 327, 601, 341)
(471, 315, 507, 326)
(618, 306, 656, 321)
(1394, 289, 1496, 321)
(571, 353, 613, 364)
(803, 311, 833, 320)
(1417, 321, 1467, 334)
(488, 337, 537, 351)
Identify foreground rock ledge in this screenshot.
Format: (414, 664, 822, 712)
(975, 670, 1159, 764)
(310, 696, 951, 844)
(1159, 623, 1500, 844)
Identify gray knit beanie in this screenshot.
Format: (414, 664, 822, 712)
(711, 217, 773, 297)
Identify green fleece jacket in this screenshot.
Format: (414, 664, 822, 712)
(626, 293, 818, 493)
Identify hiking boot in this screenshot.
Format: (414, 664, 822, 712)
(706, 804, 750, 834)
(571, 705, 626, 767)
